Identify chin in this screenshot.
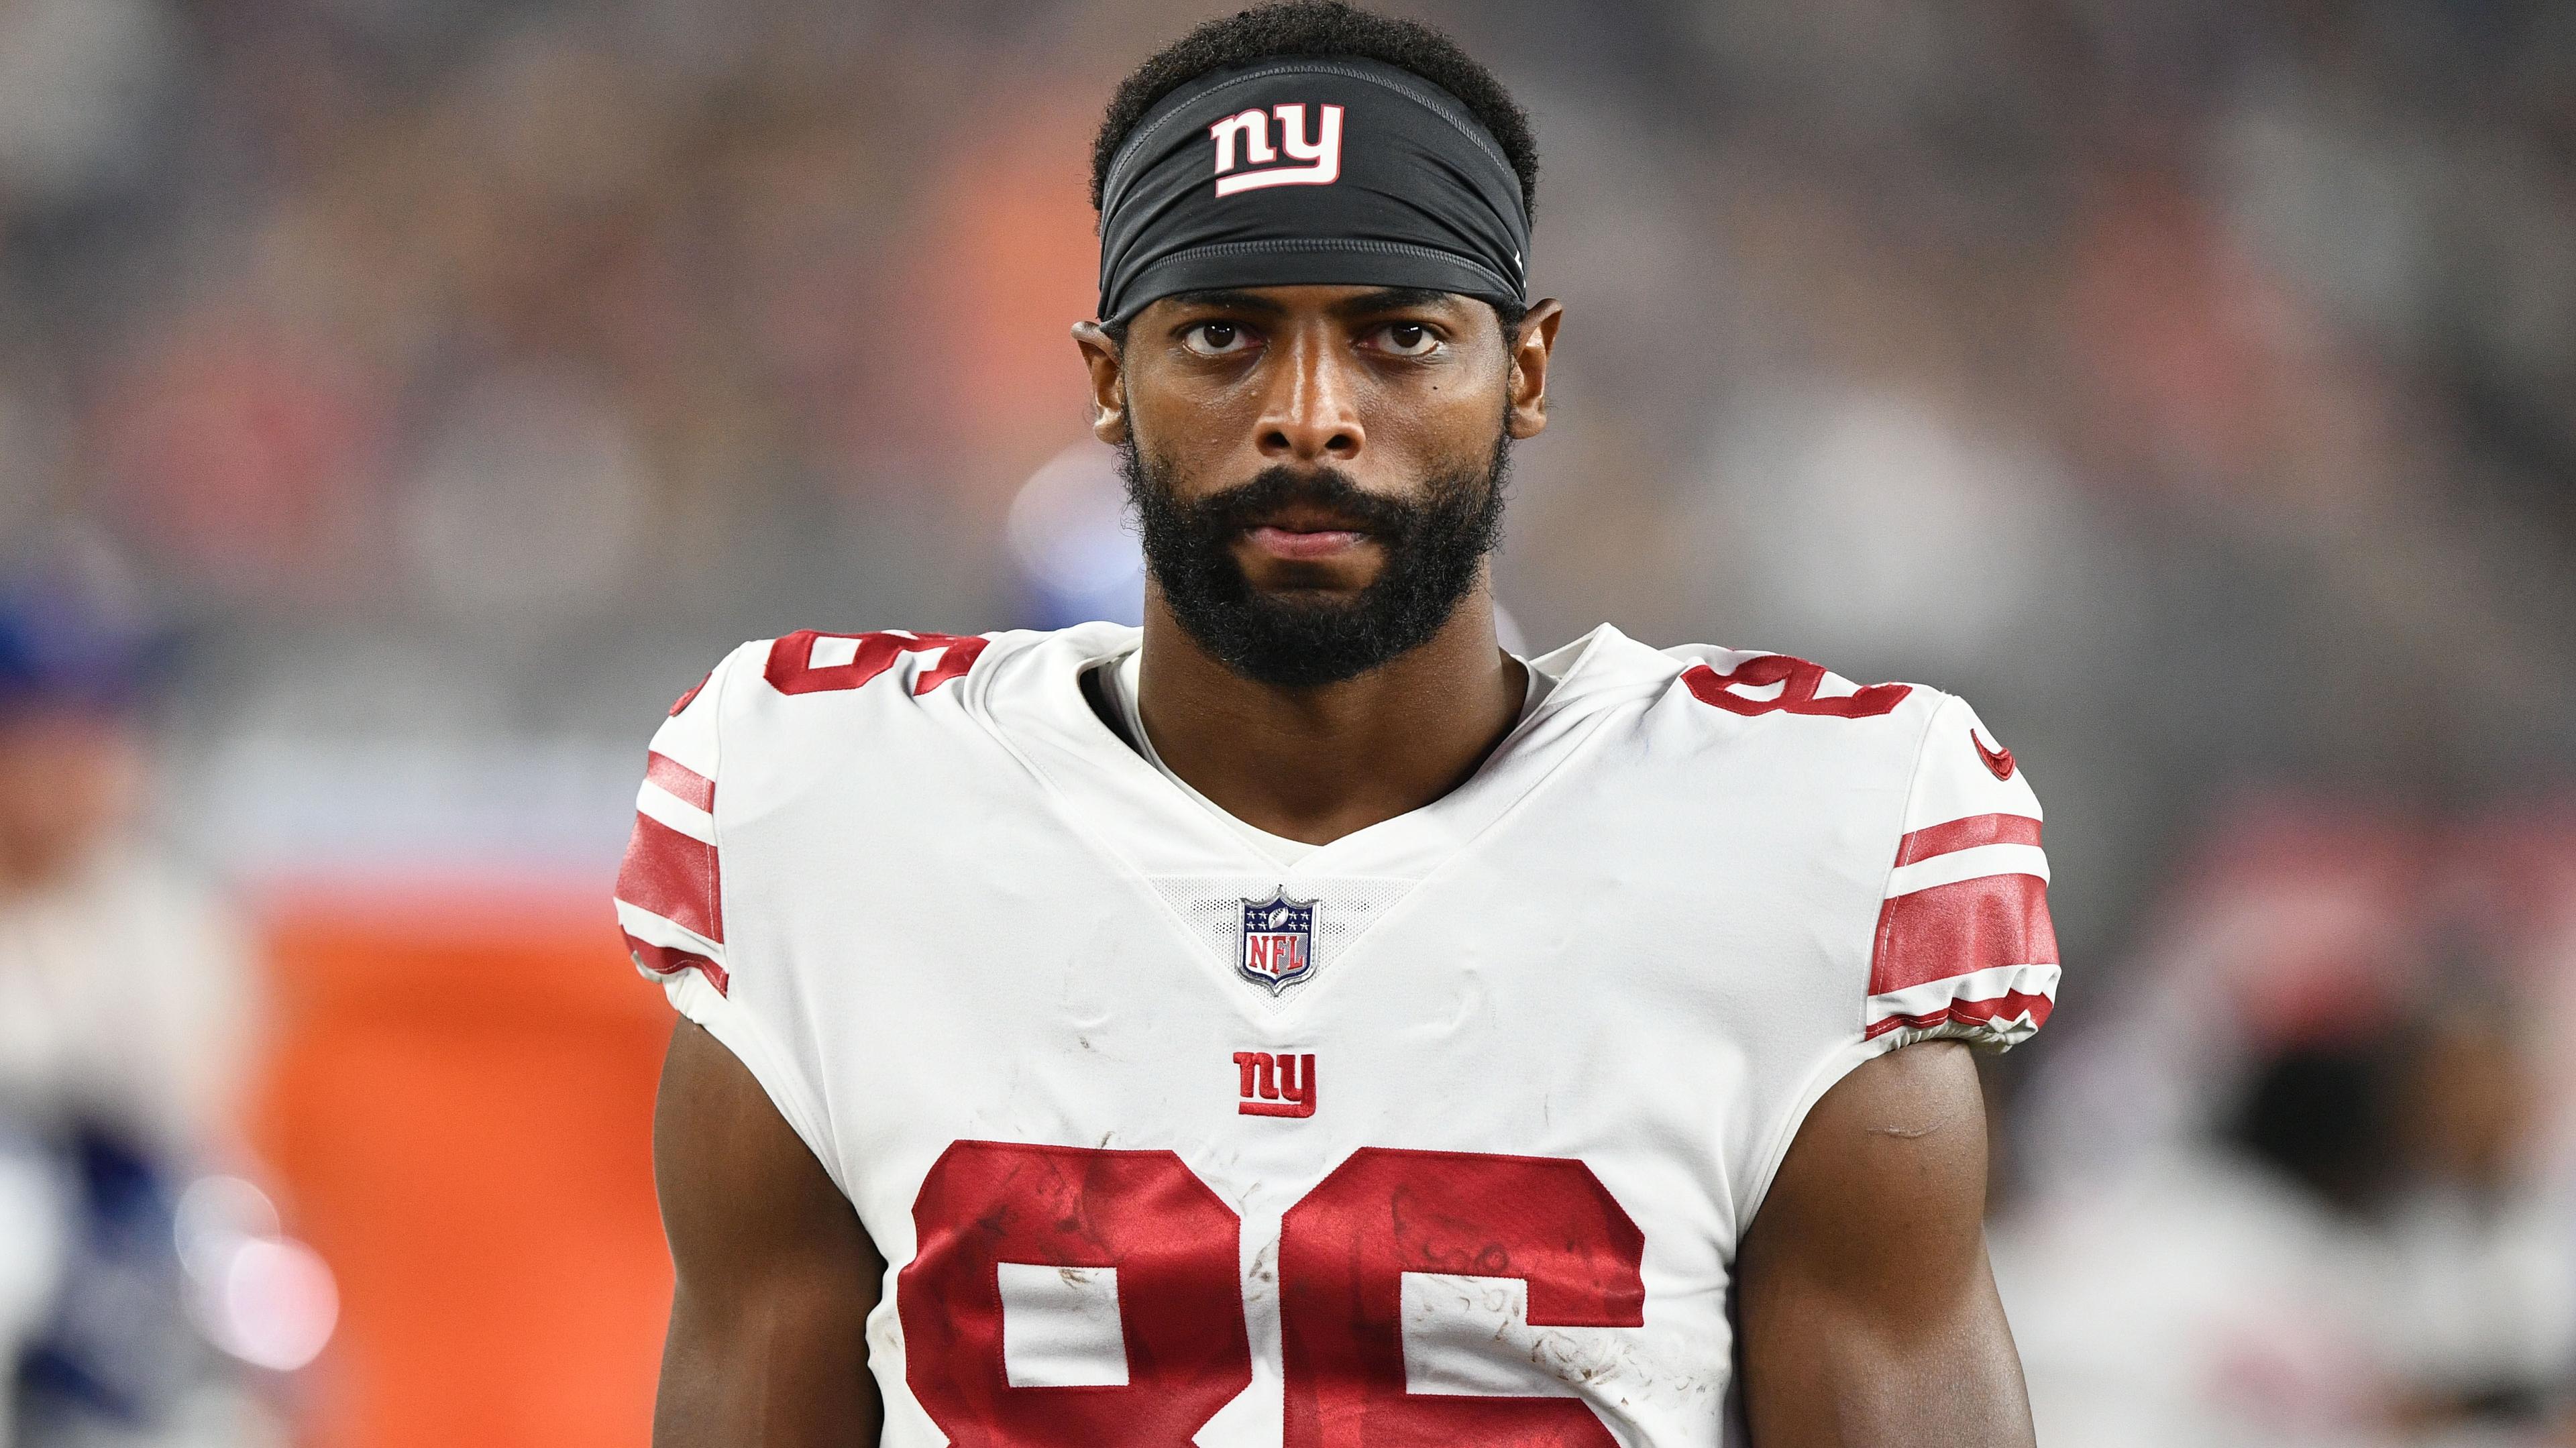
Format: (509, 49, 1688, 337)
(1236, 558, 1382, 596)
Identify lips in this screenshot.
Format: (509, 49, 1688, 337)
(1237, 498, 1377, 561)
(1244, 523, 1369, 559)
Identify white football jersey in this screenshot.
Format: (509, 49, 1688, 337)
(614, 622, 2058, 1448)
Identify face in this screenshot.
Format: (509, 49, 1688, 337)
(1077, 284, 1561, 687)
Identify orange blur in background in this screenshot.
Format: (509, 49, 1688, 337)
(254, 887, 668, 1448)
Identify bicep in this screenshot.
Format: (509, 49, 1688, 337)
(655, 1019, 884, 1446)
(1735, 1042, 2033, 1448)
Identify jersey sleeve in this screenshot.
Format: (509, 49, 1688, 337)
(1864, 692, 2059, 1051)
(610, 642, 850, 1194)
(613, 649, 743, 1005)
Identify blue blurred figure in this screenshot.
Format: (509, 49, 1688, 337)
(0, 544, 289, 1445)
(1007, 441, 1148, 630)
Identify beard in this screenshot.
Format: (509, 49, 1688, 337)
(1119, 429, 1511, 689)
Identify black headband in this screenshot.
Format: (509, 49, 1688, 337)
(1096, 58, 1529, 325)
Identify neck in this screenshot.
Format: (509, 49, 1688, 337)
(1133, 578, 1527, 846)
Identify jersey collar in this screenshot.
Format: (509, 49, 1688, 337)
(959, 621, 1676, 882)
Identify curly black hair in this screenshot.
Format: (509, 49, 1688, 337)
(1090, 1, 1538, 222)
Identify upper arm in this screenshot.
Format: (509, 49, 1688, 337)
(1735, 1041, 2033, 1448)
(1729, 686, 2053, 1442)
(653, 1020, 884, 1446)
(1731, 687, 2053, 1445)
(626, 649, 883, 1439)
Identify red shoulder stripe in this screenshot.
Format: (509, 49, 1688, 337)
(614, 813, 723, 944)
(645, 751, 715, 811)
(1870, 873, 2056, 996)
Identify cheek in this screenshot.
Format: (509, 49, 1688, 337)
(1368, 375, 1509, 462)
(1127, 379, 1248, 469)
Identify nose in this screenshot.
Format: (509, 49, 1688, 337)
(1255, 327, 1364, 463)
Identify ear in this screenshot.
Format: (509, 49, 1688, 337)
(1505, 298, 1564, 441)
(1072, 321, 1129, 445)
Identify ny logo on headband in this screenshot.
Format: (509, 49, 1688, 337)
(1208, 103, 1344, 197)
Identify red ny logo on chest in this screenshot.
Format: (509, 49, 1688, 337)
(1232, 1051, 1316, 1118)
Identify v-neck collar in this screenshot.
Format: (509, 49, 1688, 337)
(1102, 647, 1322, 870)
(963, 622, 1674, 883)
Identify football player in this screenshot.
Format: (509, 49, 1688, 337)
(627, 4, 2057, 1444)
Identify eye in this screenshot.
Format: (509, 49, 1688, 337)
(1183, 321, 1256, 357)
(1372, 322, 1440, 357)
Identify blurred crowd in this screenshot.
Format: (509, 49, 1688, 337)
(0, 0, 2567, 1443)
(2000, 800, 2576, 1445)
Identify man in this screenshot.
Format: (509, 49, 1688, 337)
(625, 4, 2057, 1443)
(0, 559, 265, 1431)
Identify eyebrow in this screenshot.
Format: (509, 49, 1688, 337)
(1159, 288, 1288, 316)
(1329, 287, 1460, 317)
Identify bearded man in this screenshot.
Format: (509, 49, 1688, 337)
(623, 5, 2059, 1444)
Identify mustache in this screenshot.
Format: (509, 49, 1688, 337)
(1120, 434, 1511, 688)
(1173, 465, 1438, 539)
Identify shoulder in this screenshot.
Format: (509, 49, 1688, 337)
(1623, 634, 2058, 1051)
(611, 628, 1017, 982)
(1568, 636, 1958, 811)
(1642, 641, 2036, 803)
(690, 627, 1007, 740)
(1539, 628, 1987, 813)
(747, 628, 1000, 705)
(654, 624, 1130, 773)
(612, 624, 1125, 990)
(1655, 641, 1945, 743)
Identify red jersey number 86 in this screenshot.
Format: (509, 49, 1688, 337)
(899, 1141, 1646, 1447)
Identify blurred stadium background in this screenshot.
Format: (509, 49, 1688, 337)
(0, 0, 2569, 1443)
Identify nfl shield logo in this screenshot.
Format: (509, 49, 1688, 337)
(1237, 892, 1318, 995)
